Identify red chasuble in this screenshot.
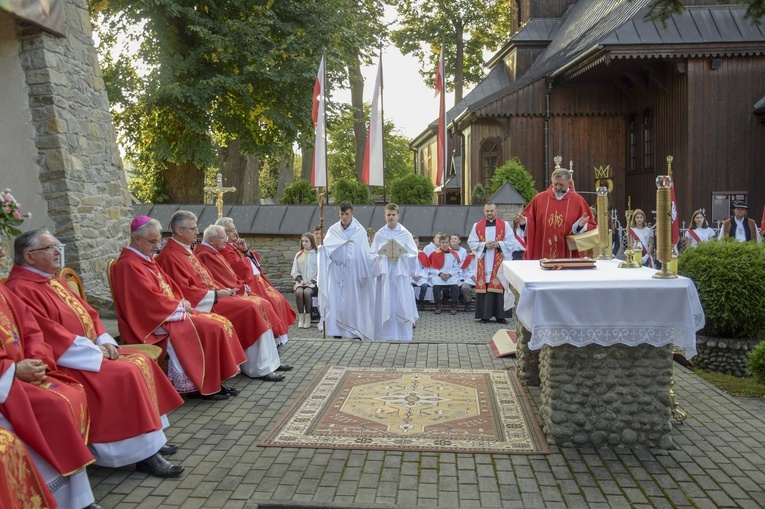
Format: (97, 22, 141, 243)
(111, 248, 246, 396)
(194, 243, 287, 337)
(474, 219, 506, 293)
(521, 187, 596, 260)
(6, 266, 184, 444)
(0, 426, 56, 509)
(0, 285, 93, 476)
(220, 243, 297, 326)
(156, 239, 273, 350)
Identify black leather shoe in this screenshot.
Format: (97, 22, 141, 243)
(221, 384, 240, 396)
(159, 444, 179, 456)
(257, 372, 285, 382)
(83, 504, 104, 509)
(275, 364, 293, 371)
(135, 453, 185, 478)
(496, 318, 508, 324)
(186, 390, 228, 401)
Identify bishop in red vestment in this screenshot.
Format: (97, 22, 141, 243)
(216, 217, 297, 337)
(517, 167, 596, 260)
(111, 218, 246, 401)
(0, 282, 97, 508)
(8, 229, 185, 478)
(0, 426, 56, 509)
(157, 212, 290, 382)
(194, 225, 288, 339)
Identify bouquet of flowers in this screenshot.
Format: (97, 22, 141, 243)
(0, 188, 31, 238)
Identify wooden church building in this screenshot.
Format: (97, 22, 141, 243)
(412, 0, 765, 227)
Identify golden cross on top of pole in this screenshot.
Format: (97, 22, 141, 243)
(204, 172, 237, 218)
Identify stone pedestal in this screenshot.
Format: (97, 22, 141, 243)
(510, 286, 540, 386)
(538, 343, 674, 449)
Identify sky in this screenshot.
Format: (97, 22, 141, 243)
(332, 44, 455, 140)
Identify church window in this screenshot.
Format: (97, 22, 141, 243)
(627, 115, 638, 174)
(480, 139, 501, 191)
(643, 109, 654, 170)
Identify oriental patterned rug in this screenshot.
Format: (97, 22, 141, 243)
(259, 366, 548, 455)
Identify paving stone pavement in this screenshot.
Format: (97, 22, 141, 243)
(93, 308, 765, 508)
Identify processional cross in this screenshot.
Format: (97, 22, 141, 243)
(204, 172, 237, 218)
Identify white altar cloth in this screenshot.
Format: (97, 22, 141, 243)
(501, 259, 704, 357)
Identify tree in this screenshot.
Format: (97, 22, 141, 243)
(389, 174, 434, 204)
(389, 0, 513, 104)
(91, 0, 355, 203)
(327, 103, 413, 192)
(645, 0, 764, 25)
(490, 158, 537, 203)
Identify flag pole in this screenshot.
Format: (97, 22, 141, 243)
(379, 52, 386, 203)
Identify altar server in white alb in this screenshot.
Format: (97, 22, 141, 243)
(370, 203, 419, 340)
(468, 203, 519, 323)
(319, 201, 378, 340)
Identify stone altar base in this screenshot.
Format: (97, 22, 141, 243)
(538, 343, 674, 449)
(514, 312, 540, 386)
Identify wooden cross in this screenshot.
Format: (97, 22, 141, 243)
(204, 172, 237, 218)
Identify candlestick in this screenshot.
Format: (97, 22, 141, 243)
(653, 175, 677, 279)
(595, 186, 613, 260)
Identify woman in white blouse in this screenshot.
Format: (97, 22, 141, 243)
(684, 209, 716, 248)
(291, 233, 318, 328)
(629, 208, 654, 267)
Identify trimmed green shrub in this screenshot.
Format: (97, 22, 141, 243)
(678, 240, 765, 338)
(332, 177, 370, 205)
(389, 174, 434, 204)
(471, 183, 486, 205)
(490, 158, 537, 203)
(748, 341, 765, 385)
(280, 179, 317, 204)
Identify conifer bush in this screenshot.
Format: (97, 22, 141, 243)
(677, 240, 765, 338)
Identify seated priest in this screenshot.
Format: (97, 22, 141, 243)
(216, 216, 297, 343)
(7, 228, 186, 479)
(0, 256, 98, 508)
(0, 426, 57, 509)
(110, 216, 247, 401)
(156, 211, 292, 382)
(195, 225, 289, 343)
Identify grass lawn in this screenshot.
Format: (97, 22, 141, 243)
(693, 368, 765, 398)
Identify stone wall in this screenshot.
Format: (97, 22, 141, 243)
(694, 336, 762, 378)
(538, 343, 674, 449)
(16, 0, 132, 310)
(242, 234, 303, 292)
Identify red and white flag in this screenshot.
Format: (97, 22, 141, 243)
(434, 46, 446, 187)
(670, 175, 679, 246)
(311, 54, 327, 188)
(362, 56, 384, 186)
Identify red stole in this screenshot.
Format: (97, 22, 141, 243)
(475, 219, 506, 293)
(429, 249, 459, 270)
(460, 253, 475, 270)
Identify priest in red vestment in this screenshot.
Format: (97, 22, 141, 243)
(8, 228, 186, 479)
(0, 426, 56, 509)
(468, 203, 519, 323)
(0, 275, 98, 508)
(216, 217, 297, 342)
(156, 211, 291, 382)
(196, 225, 289, 343)
(516, 166, 596, 260)
(111, 217, 246, 403)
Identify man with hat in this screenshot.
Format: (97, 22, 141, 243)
(721, 202, 761, 243)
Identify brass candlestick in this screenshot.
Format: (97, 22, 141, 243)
(619, 203, 641, 268)
(595, 186, 613, 260)
(653, 174, 677, 279)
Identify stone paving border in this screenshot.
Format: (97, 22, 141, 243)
(92, 312, 765, 508)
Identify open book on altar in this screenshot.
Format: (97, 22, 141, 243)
(378, 238, 408, 260)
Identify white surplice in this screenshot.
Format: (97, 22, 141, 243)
(371, 224, 419, 341)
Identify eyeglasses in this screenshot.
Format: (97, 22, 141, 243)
(138, 236, 162, 246)
(28, 244, 64, 253)
(224, 228, 236, 233)
(179, 226, 199, 232)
